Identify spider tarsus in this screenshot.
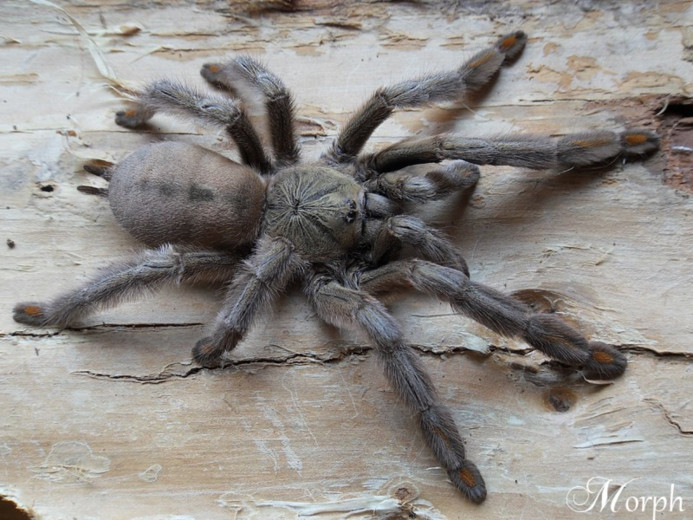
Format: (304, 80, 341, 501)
(83, 159, 114, 179)
(192, 337, 224, 368)
(115, 109, 145, 129)
(497, 29, 527, 61)
(582, 341, 628, 380)
(199, 62, 228, 91)
(453, 160, 481, 188)
(13, 302, 48, 327)
(621, 129, 660, 157)
(77, 185, 109, 197)
(447, 460, 487, 504)
(426, 160, 481, 192)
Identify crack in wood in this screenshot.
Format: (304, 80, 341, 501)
(644, 398, 693, 436)
(71, 344, 373, 384)
(63, 341, 684, 388)
(623, 344, 693, 359)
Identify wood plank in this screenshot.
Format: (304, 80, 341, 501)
(1, 1, 692, 518)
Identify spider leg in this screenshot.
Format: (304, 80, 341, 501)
(367, 214, 469, 275)
(201, 56, 300, 167)
(305, 274, 487, 503)
(115, 80, 272, 173)
(13, 245, 242, 328)
(82, 159, 115, 180)
(324, 30, 526, 164)
(366, 130, 660, 173)
(365, 160, 480, 203)
(192, 236, 306, 367)
(358, 259, 627, 381)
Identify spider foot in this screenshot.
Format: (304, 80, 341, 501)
(447, 460, 487, 504)
(83, 159, 114, 178)
(582, 341, 628, 381)
(115, 108, 151, 129)
(496, 30, 527, 61)
(621, 129, 660, 157)
(200, 63, 228, 91)
(192, 336, 224, 368)
(433, 160, 480, 190)
(13, 302, 48, 326)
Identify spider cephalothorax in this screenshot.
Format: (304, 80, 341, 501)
(13, 31, 659, 503)
(262, 166, 365, 258)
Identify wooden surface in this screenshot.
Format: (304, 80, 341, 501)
(1, 1, 692, 518)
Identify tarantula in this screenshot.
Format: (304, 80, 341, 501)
(14, 30, 658, 503)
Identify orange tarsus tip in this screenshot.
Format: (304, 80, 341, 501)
(499, 35, 517, 51)
(593, 350, 614, 365)
(459, 468, 477, 488)
(625, 133, 649, 145)
(207, 64, 221, 74)
(23, 305, 43, 316)
(124, 109, 138, 118)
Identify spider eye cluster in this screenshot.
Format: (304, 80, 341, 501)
(263, 166, 364, 260)
(345, 199, 358, 224)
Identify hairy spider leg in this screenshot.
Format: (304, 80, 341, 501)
(366, 131, 660, 173)
(325, 30, 527, 165)
(306, 274, 488, 503)
(192, 237, 306, 367)
(366, 215, 470, 275)
(359, 259, 627, 380)
(201, 56, 300, 167)
(115, 80, 273, 173)
(13, 246, 242, 328)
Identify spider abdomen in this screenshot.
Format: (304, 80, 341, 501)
(108, 141, 265, 250)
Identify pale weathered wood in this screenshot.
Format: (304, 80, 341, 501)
(1, 1, 692, 518)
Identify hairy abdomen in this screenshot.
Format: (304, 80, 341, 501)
(109, 142, 265, 249)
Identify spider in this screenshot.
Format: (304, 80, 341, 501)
(13, 30, 659, 503)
